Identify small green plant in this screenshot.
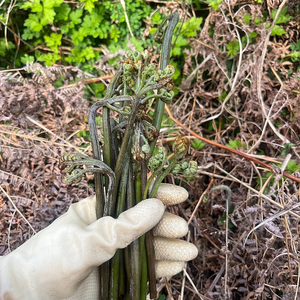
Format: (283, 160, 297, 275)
(151, 11, 163, 25)
(77, 129, 90, 141)
(243, 13, 252, 25)
(271, 6, 292, 25)
(226, 40, 239, 58)
(2, 0, 154, 69)
(218, 91, 228, 102)
(267, 6, 292, 36)
(286, 40, 300, 62)
(226, 140, 243, 150)
(270, 25, 286, 36)
(88, 83, 106, 98)
(281, 143, 295, 157)
(254, 17, 264, 26)
(283, 160, 300, 174)
(260, 160, 300, 190)
(0, 38, 15, 57)
(242, 32, 258, 46)
(219, 205, 235, 229)
(243, 6, 290, 37)
(171, 17, 203, 57)
(191, 138, 206, 150)
(207, 0, 223, 11)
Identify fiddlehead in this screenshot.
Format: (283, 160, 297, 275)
(59, 155, 115, 210)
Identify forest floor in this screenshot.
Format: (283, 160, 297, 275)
(1, 1, 300, 299)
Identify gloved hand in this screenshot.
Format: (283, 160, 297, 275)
(0, 183, 197, 300)
(152, 183, 198, 278)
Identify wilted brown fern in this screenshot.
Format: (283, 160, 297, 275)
(0, 64, 97, 255)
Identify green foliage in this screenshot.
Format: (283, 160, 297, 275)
(270, 24, 286, 36)
(243, 14, 252, 25)
(81, 0, 98, 13)
(172, 35, 189, 56)
(21, 0, 64, 30)
(44, 33, 62, 53)
(171, 17, 203, 57)
(218, 91, 227, 102)
(181, 16, 203, 37)
(284, 160, 300, 173)
(219, 205, 235, 229)
(151, 11, 163, 25)
(281, 143, 295, 157)
(241, 6, 290, 38)
(290, 39, 300, 52)
(254, 17, 263, 26)
(191, 138, 206, 150)
(130, 37, 144, 52)
(0, 38, 15, 57)
(271, 7, 292, 24)
(89, 83, 106, 98)
(207, 0, 223, 11)
(110, 25, 121, 43)
(260, 160, 300, 190)
(226, 40, 239, 58)
(265, 6, 291, 37)
(286, 40, 300, 62)
(226, 140, 243, 150)
(287, 51, 300, 62)
(39, 53, 61, 66)
(3, 0, 154, 68)
(77, 128, 91, 141)
(20, 54, 35, 64)
(246, 32, 257, 44)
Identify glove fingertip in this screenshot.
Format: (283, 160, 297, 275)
(153, 212, 188, 238)
(129, 198, 165, 229)
(155, 260, 185, 278)
(155, 183, 188, 205)
(154, 237, 198, 261)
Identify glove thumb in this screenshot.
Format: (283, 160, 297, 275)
(87, 198, 165, 264)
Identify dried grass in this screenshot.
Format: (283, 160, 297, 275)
(0, 63, 93, 255)
(155, 1, 300, 299)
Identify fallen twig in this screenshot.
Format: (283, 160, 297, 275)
(165, 104, 300, 184)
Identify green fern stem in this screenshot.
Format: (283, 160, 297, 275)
(150, 12, 179, 152)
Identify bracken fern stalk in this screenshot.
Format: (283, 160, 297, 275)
(60, 13, 180, 300)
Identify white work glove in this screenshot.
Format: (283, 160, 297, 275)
(152, 183, 198, 278)
(0, 184, 197, 300)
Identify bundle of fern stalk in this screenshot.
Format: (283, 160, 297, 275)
(59, 12, 197, 300)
